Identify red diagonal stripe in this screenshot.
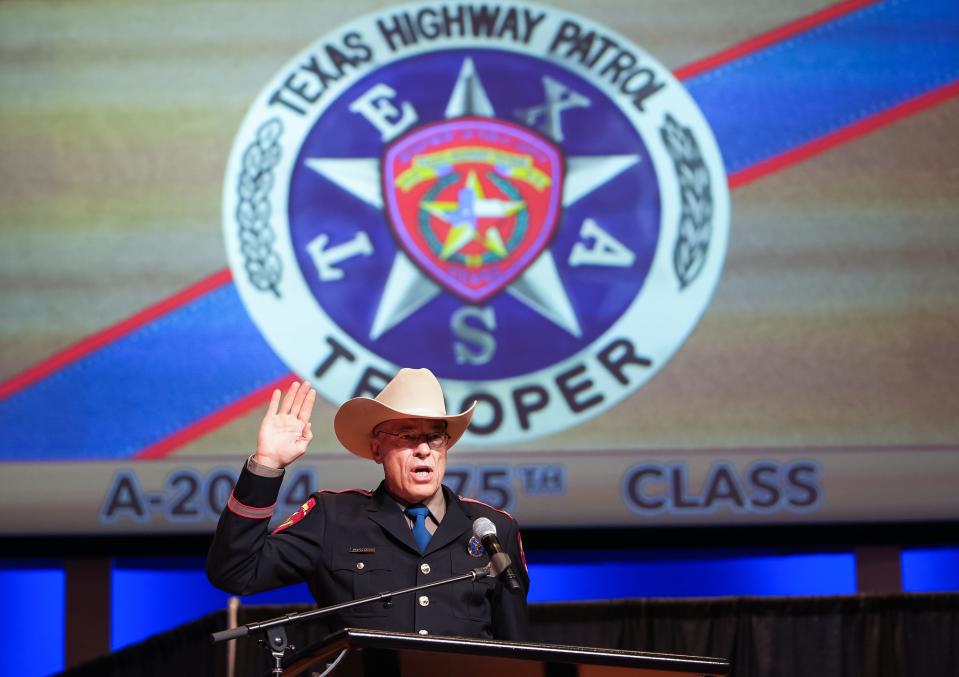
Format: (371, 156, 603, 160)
(0, 268, 234, 401)
(674, 0, 884, 81)
(135, 374, 298, 460)
(728, 78, 959, 188)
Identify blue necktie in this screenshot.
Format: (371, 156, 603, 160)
(404, 505, 431, 554)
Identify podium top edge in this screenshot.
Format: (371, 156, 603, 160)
(328, 628, 731, 674)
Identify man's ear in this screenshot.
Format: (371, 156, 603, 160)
(369, 439, 383, 464)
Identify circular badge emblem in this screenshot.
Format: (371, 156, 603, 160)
(223, 1, 729, 447)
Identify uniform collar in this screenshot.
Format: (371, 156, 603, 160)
(382, 485, 447, 524)
(367, 482, 471, 556)
(424, 485, 472, 556)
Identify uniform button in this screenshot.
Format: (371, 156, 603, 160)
(356, 562, 364, 570)
(418, 629, 428, 635)
(418, 595, 430, 607)
(420, 563, 431, 574)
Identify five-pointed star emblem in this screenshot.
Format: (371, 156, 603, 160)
(305, 57, 640, 340)
(422, 171, 523, 262)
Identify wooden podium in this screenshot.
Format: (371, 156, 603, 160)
(281, 628, 730, 676)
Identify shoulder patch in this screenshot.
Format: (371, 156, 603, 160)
(271, 496, 316, 534)
(459, 496, 515, 521)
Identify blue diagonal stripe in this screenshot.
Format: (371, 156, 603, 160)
(0, 285, 288, 460)
(685, 0, 959, 174)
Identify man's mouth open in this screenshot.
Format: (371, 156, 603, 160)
(411, 465, 434, 480)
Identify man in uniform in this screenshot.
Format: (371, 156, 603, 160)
(206, 367, 529, 640)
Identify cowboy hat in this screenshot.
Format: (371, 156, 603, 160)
(333, 368, 475, 458)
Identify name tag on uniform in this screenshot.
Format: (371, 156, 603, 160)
(349, 546, 376, 553)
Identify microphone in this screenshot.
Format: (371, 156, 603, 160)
(472, 517, 522, 593)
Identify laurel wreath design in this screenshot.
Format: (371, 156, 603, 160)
(236, 118, 284, 297)
(660, 114, 714, 289)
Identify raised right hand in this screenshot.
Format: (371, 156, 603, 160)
(253, 381, 316, 469)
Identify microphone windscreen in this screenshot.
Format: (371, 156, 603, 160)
(472, 517, 496, 539)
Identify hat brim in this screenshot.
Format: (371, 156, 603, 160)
(333, 397, 476, 459)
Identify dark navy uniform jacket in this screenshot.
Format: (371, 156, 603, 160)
(206, 465, 529, 640)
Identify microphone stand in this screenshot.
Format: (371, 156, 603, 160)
(210, 563, 497, 676)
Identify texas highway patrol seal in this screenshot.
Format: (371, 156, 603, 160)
(222, 1, 729, 446)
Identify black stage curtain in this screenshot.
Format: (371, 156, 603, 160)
(527, 595, 959, 677)
(60, 593, 959, 677)
(59, 609, 230, 677)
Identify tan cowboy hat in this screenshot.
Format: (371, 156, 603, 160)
(333, 368, 476, 459)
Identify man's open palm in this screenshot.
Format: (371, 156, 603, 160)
(254, 381, 316, 469)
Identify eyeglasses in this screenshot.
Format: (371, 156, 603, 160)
(375, 430, 451, 450)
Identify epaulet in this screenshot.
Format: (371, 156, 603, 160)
(271, 489, 372, 534)
(459, 496, 515, 520)
(318, 488, 373, 496)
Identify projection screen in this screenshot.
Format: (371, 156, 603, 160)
(1, 0, 957, 534)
